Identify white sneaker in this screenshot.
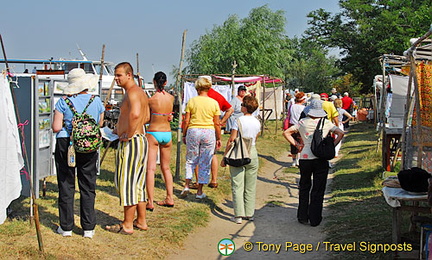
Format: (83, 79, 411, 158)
(231, 217, 242, 224)
(57, 226, 72, 237)
(83, 230, 95, 239)
(195, 193, 207, 199)
(180, 188, 190, 198)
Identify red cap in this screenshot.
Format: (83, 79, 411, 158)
(320, 93, 329, 99)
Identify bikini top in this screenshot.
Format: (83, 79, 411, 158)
(151, 112, 173, 116)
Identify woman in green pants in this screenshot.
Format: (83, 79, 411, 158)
(221, 95, 261, 224)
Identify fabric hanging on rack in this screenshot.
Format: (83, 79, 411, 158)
(0, 74, 24, 224)
(182, 82, 232, 113)
(413, 62, 432, 128)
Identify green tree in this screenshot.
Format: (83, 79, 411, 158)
(286, 38, 340, 93)
(304, 1, 432, 93)
(185, 5, 293, 79)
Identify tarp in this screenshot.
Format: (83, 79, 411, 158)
(213, 75, 283, 84)
(0, 74, 24, 224)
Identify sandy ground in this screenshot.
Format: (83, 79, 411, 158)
(168, 153, 334, 260)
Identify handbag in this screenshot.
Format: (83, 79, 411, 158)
(223, 119, 252, 167)
(282, 104, 292, 130)
(311, 118, 335, 160)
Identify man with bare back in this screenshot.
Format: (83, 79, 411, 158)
(105, 62, 150, 235)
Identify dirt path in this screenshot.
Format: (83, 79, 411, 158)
(168, 153, 334, 260)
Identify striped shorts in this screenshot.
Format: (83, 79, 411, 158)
(115, 134, 148, 206)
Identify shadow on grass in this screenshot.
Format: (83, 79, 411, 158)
(322, 122, 419, 259)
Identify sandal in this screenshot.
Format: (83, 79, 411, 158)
(133, 220, 148, 231)
(189, 183, 199, 189)
(208, 183, 218, 188)
(156, 200, 174, 207)
(146, 206, 154, 212)
(180, 188, 190, 198)
(105, 224, 133, 235)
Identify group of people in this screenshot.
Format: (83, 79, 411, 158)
(52, 64, 261, 237)
(285, 90, 355, 165)
(282, 88, 357, 226)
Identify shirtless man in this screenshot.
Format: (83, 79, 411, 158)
(106, 62, 150, 234)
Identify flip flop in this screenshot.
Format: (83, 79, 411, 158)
(146, 206, 154, 212)
(208, 183, 218, 188)
(133, 220, 148, 231)
(156, 200, 174, 207)
(105, 223, 133, 235)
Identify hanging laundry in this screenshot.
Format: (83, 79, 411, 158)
(0, 74, 24, 224)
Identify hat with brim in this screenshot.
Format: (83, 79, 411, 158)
(63, 68, 98, 95)
(310, 94, 321, 100)
(307, 99, 327, 118)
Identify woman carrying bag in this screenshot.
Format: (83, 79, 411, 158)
(283, 99, 343, 227)
(221, 95, 261, 224)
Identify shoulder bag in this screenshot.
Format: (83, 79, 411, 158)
(311, 118, 335, 160)
(223, 119, 253, 167)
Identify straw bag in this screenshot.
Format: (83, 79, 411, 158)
(223, 119, 252, 167)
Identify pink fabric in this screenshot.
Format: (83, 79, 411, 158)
(213, 75, 282, 83)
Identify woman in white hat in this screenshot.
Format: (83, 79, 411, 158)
(52, 68, 105, 238)
(282, 99, 344, 227)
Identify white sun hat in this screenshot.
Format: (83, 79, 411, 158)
(63, 68, 98, 95)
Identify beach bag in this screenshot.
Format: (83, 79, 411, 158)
(224, 119, 252, 167)
(311, 118, 335, 160)
(64, 96, 102, 153)
(397, 167, 431, 193)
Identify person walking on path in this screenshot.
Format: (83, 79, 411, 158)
(206, 86, 233, 188)
(221, 95, 261, 224)
(52, 68, 105, 238)
(106, 62, 150, 235)
(145, 71, 175, 211)
(225, 85, 247, 134)
(341, 92, 354, 129)
(320, 93, 339, 126)
(283, 99, 344, 227)
(182, 76, 222, 199)
(334, 98, 353, 157)
(287, 91, 307, 167)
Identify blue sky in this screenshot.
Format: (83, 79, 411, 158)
(0, 0, 340, 83)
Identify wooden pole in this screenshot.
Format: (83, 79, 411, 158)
(273, 80, 278, 135)
(174, 30, 187, 181)
(136, 53, 142, 88)
(400, 57, 415, 170)
(99, 44, 105, 81)
(1, 34, 44, 252)
(231, 60, 237, 97)
(103, 79, 117, 106)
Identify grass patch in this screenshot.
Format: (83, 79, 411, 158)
(2, 121, 289, 259)
(324, 122, 417, 259)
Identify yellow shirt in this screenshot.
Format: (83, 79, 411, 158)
(322, 101, 338, 120)
(185, 96, 221, 129)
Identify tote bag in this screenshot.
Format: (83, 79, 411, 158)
(223, 119, 252, 167)
(311, 118, 335, 160)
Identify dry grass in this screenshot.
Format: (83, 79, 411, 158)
(1, 121, 289, 259)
